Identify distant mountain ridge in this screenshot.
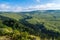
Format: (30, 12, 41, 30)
(0, 10, 60, 13)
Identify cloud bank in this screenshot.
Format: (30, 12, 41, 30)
(28, 3, 60, 10)
(0, 3, 60, 12)
(0, 4, 23, 12)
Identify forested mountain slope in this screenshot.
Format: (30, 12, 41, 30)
(0, 10, 60, 40)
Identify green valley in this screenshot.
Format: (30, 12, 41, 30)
(0, 10, 60, 40)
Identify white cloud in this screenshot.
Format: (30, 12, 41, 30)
(27, 3, 60, 10)
(41, 3, 60, 10)
(0, 4, 10, 10)
(11, 6, 23, 12)
(0, 4, 23, 12)
(0, 3, 60, 12)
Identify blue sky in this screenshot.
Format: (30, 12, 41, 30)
(0, 0, 60, 12)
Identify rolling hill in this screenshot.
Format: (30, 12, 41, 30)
(0, 10, 60, 40)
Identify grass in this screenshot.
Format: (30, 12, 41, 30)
(0, 13, 23, 21)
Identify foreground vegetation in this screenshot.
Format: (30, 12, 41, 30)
(0, 10, 60, 40)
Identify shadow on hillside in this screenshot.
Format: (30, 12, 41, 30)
(19, 16, 60, 38)
(0, 15, 60, 40)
